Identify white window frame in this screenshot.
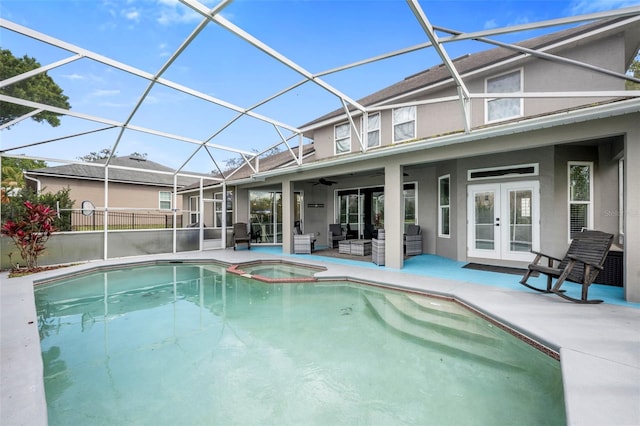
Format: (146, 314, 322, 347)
(393, 106, 416, 143)
(189, 196, 200, 225)
(366, 113, 381, 148)
(485, 68, 523, 124)
(438, 174, 450, 238)
(467, 163, 538, 181)
(568, 161, 594, 241)
(159, 191, 172, 210)
(334, 122, 351, 155)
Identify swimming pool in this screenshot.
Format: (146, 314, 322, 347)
(35, 263, 565, 425)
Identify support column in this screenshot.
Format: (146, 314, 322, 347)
(282, 179, 294, 254)
(624, 122, 640, 302)
(385, 163, 404, 269)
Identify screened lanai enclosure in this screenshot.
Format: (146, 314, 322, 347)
(1, 1, 640, 272)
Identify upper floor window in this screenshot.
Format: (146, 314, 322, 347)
(486, 69, 522, 123)
(438, 175, 450, 237)
(367, 113, 380, 148)
(214, 191, 233, 228)
(335, 123, 351, 154)
(159, 191, 172, 210)
(393, 106, 416, 143)
(568, 162, 593, 240)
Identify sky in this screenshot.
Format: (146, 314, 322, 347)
(1, 0, 639, 174)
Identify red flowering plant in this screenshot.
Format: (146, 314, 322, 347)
(1, 201, 57, 270)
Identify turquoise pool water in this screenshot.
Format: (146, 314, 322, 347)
(35, 263, 565, 425)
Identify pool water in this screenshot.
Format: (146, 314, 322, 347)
(35, 264, 565, 425)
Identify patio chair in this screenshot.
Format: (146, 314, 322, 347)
(328, 223, 346, 248)
(404, 224, 422, 256)
(519, 229, 614, 303)
(372, 229, 385, 266)
(293, 221, 316, 254)
(293, 233, 315, 254)
(233, 222, 251, 250)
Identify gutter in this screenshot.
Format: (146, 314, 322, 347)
(23, 172, 41, 193)
(244, 98, 640, 181)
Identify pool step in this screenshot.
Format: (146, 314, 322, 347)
(383, 293, 497, 343)
(363, 292, 523, 370)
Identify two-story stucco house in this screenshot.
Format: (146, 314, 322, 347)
(178, 16, 640, 301)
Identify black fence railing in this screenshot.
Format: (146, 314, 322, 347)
(67, 211, 183, 231)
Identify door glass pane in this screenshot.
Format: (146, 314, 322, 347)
(509, 190, 532, 252)
(250, 190, 273, 243)
(475, 191, 494, 250)
(275, 193, 282, 244)
(403, 186, 416, 230)
(372, 191, 384, 229)
(347, 194, 360, 238)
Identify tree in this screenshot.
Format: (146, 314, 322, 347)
(77, 148, 115, 162)
(77, 148, 147, 162)
(1, 156, 47, 192)
(222, 146, 281, 173)
(0, 49, 71, 128)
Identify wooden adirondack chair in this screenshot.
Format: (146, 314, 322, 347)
(519, 230, 614, 303)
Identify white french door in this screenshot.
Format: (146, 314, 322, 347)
(467, 181, 539, 262)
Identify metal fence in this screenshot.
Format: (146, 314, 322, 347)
(68, 211, 183, 231)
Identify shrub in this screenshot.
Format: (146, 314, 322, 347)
(1, 201, 57, 270)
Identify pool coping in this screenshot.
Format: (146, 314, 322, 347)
(1, 249, 639, 426)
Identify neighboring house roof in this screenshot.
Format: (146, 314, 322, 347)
(26, 156, 208, 188)
(301, 16, 639, 129)
(179, 144, 316, 192)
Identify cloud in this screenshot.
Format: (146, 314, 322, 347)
(123, 8, 141, 22)
(156, 0, 204, 25)
(62, 73, 86, 81)
(91, 89, 121, 97)
(568, 0, 640, 14)
(483, 19, 498, 30)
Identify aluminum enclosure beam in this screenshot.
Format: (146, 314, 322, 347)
(179, 0, 368, 114)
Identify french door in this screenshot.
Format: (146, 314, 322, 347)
(467, 181, 539, 262)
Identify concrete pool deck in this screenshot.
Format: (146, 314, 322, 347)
(1, 248, 639, 425)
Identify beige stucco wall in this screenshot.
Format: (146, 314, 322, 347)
(33, 176, 182, 214)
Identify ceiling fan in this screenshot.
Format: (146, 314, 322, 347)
(310, 178, 337, 186)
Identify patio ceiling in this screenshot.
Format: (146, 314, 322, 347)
(1, 1, 639, 181)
